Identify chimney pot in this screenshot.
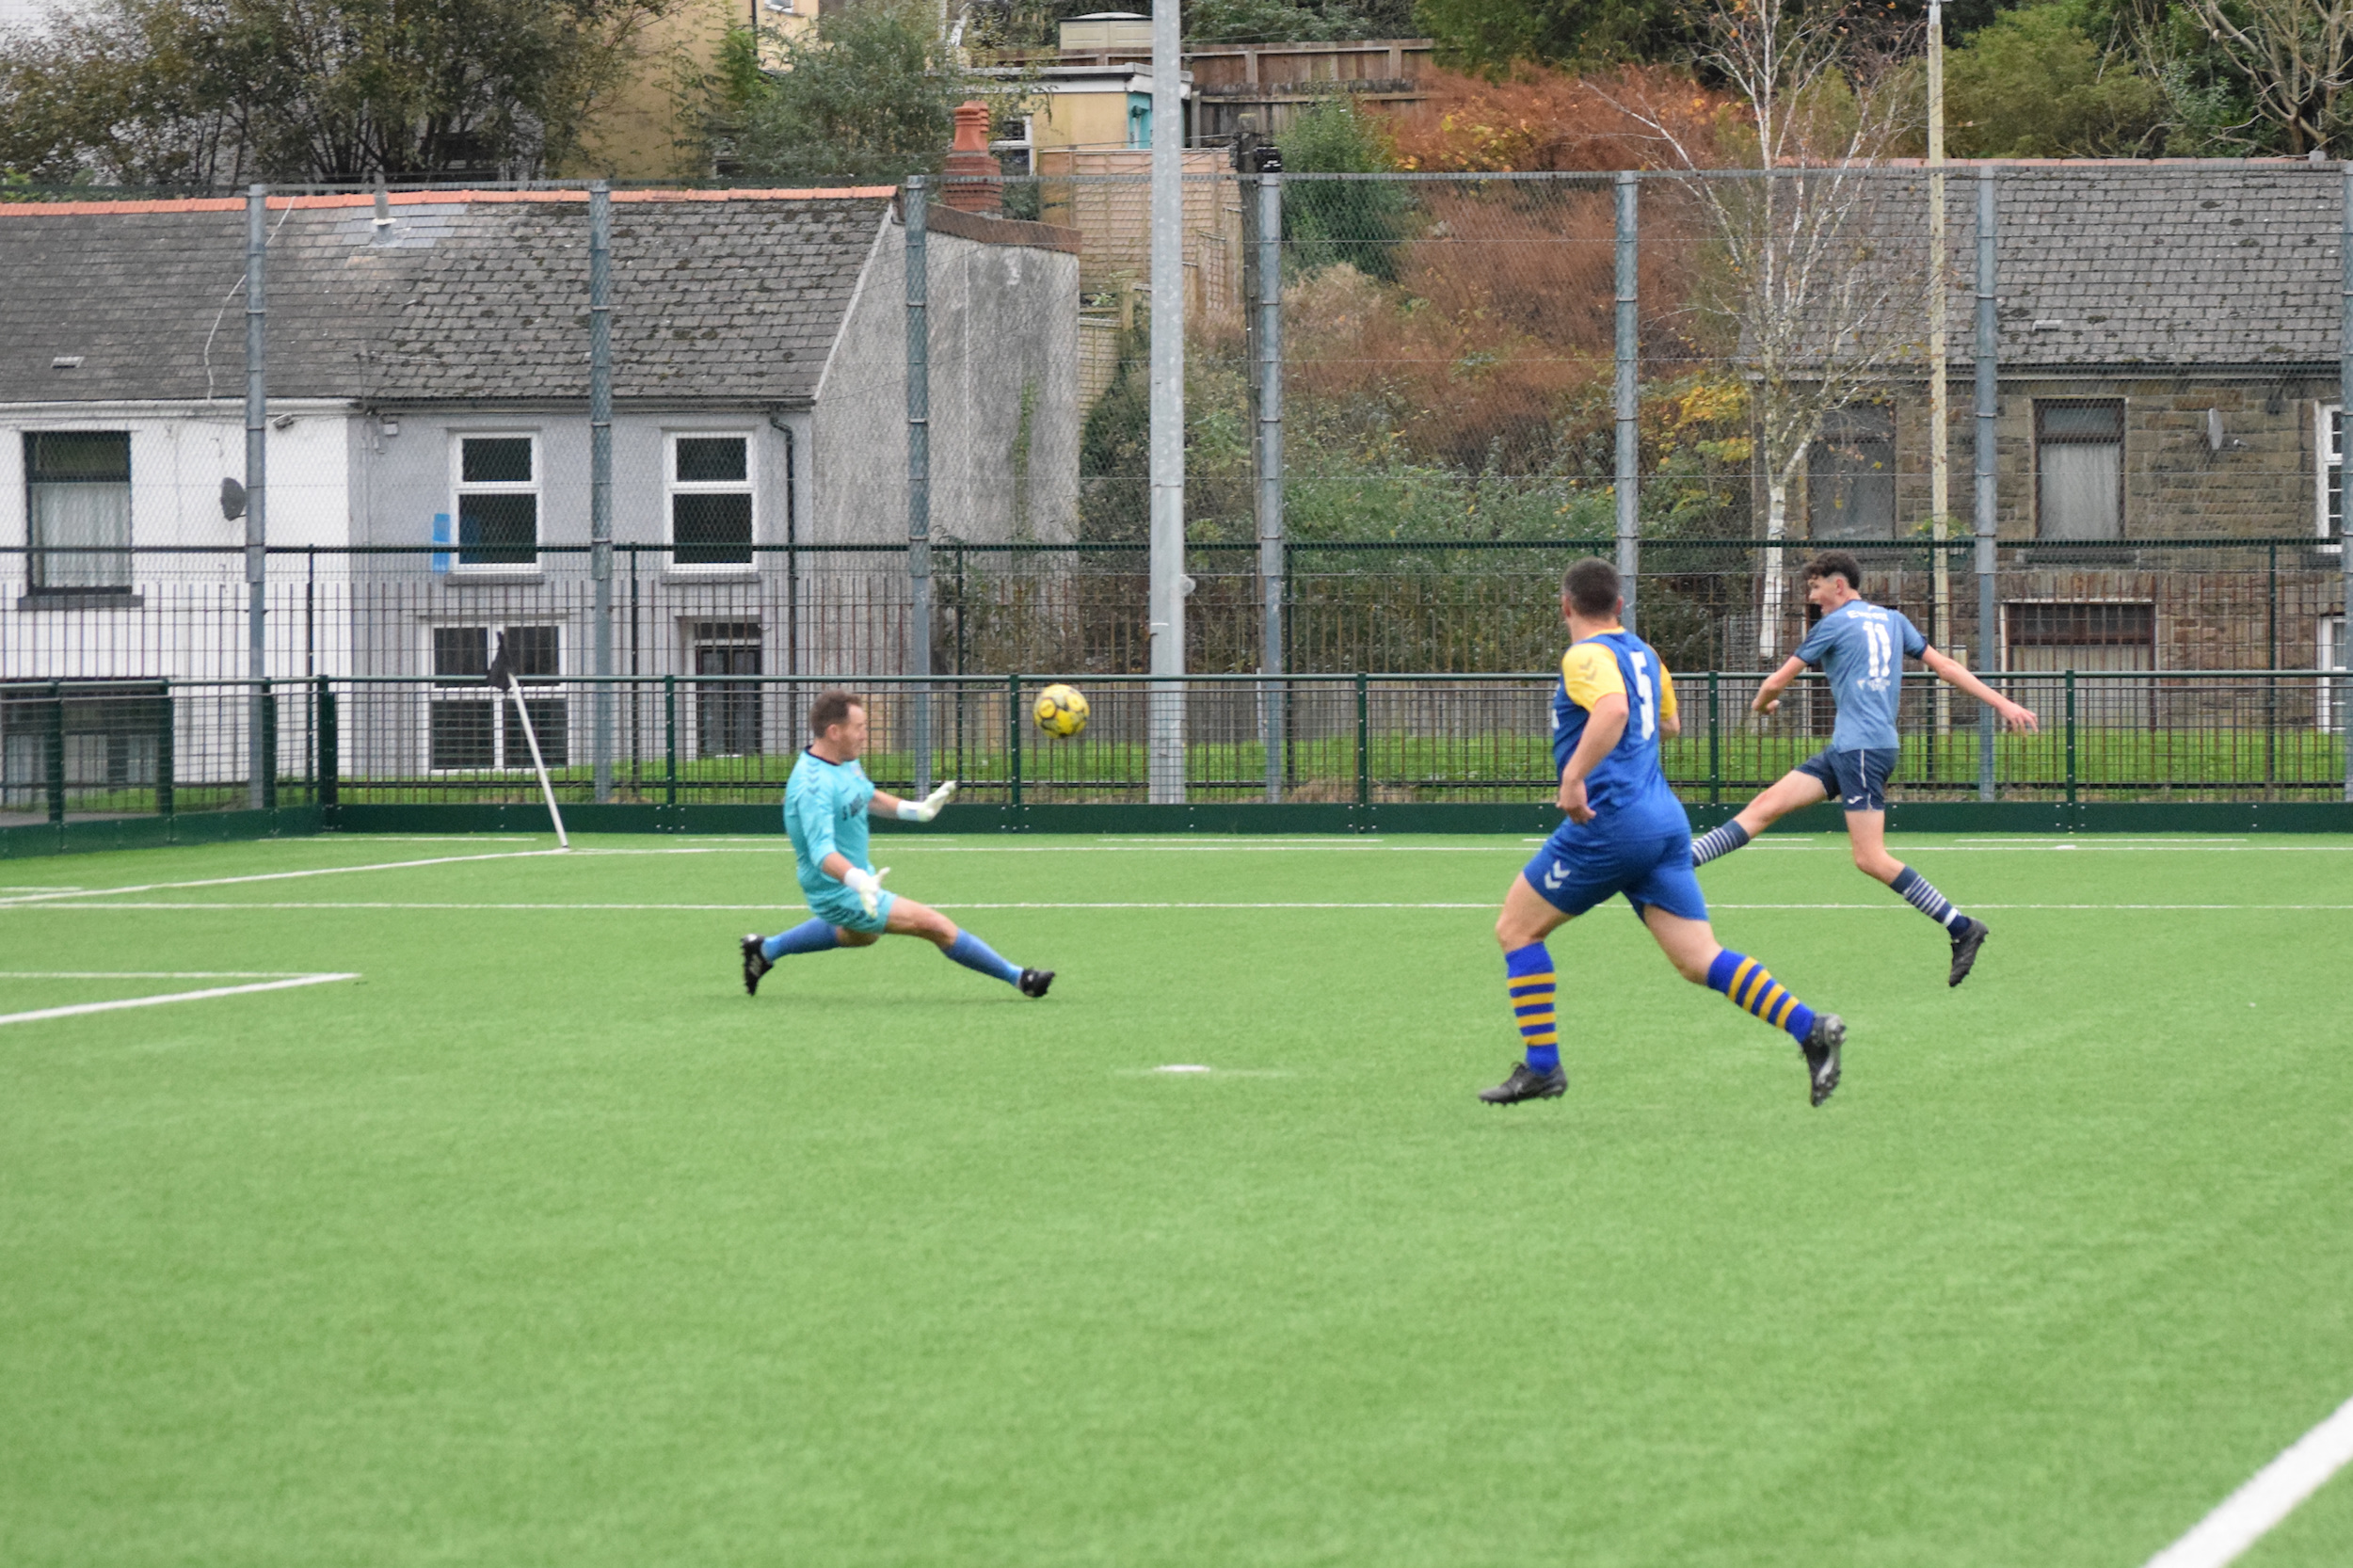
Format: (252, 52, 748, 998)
(942, 100, 1004, 214)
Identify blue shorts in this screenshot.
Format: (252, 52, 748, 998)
(806, 882, 896, 936)
(1522, 827, 1709, 923)
(1795, 747, 1901, 813)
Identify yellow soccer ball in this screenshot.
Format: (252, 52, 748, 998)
(1033, 682, 1090, 739)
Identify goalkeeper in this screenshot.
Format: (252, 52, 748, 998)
(741, 689, 1054, 999)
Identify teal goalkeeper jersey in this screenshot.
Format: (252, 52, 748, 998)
(784, 750, 876, 904)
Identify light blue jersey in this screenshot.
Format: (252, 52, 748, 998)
(785, 749, 877, 910)
(1793, 600, 1929, 752)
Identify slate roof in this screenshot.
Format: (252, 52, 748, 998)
(1858, 161, 2345, 370)
(0, 188, 897, 407)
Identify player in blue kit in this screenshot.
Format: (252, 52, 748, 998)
(1689, 551, 2040, 986)
(740, 690, 1054, 999)
(1481, 558, 1846, 1108)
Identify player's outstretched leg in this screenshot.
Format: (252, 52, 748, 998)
(1644, 909, 1843, 1107)
(887, 896, 1053, 997)
(1845, 810, 1988, 986)
(742, 918, 841, 995)
(1480, 874, 1572, 1104)
(1693, 767, 1831, 867)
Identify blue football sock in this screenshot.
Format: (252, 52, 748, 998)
(1505, 941, 1560, 1073)
(1705, 949, 1817, 1043)
(943, 929, 1023, 984)
(1691, 820, 1752, 866)
(1890, 865, 1967, 930)
(761, 918, 840, 962)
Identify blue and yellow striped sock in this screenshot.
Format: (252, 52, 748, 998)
(1705, 950, 1817, 1043)
(1505, 942, 1560, 1073)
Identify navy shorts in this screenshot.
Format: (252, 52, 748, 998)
(1523, 827, 1709, 923)
(1796, 746, 1901, 813)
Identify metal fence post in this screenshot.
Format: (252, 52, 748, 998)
(1007, 673, 1023, 808)
(155, 678, 174, 817)
(45, 680, 64, 824)
(1257, 170, 1285, 803)
(1146, 6, 1188, 806)
(2265, 540, 2278, 790)
(316, 676, 336, 810)
(260, 680, 279, 810)
(664, 675, 678, 809)
(590, 180, 615, 804)
(905, 175, 934, 799)
(1707, 669, 1721, 808)
(1614, 171, 1641, 630)
(245, 184, 269, 811)
(2064, 667, 2076, 814)
(1975, 168, 1999, 803)
(2342, 164, 2353, 801)
(1354, 673, 1370, 810)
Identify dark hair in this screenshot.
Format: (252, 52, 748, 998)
(1803, 551, 1865, 593)
(808, 689, 865, 737)
(1561, 557, 1622, 619)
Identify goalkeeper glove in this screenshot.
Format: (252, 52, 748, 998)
(840, 864, 890, 919)
(896, 780, 957, 823)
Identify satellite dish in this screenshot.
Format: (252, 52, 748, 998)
(220, 477, 247, 520)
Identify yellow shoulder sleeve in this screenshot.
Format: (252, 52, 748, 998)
(1560, 643, 1626, 710)
(1658, 665, 1680, 720)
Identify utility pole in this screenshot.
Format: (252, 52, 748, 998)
(1147, 0, 1186, 803)
(906, 175, 934, 798)
(1975, 168, 1999, 803)
(245, 185, 268, 811)
(589, 182, 614, 804)
(1929, 0, 1952, 740)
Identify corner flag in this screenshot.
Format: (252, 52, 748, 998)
(489, 632, 569, 849)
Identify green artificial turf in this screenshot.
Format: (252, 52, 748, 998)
(1, 831, 2348, 1566)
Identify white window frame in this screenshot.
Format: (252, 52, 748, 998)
(25, 428, 134, 591)
(2323, 616, 2346, 733)
(425, 622, 567, 772)
(450, 431, 540, 573)
(2316, 402, 2344, 547)
(665, 431, 757, 572)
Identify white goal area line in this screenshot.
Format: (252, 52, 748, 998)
(0, 971, 358, 1028)
(2143, 1392, 2353, 1568)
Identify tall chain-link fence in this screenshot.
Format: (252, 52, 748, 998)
(1, 166, 2347, 819)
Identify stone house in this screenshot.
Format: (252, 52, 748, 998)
(0, 185, 1080, 796)
(1792, 161, 2346, 697)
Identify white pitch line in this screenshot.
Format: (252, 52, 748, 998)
(0, 969, 315, 979)
(2143, 1393, 2353, 1568)
(0, 848, 567, 906)
(0, 971, 359, 1028)
(7, 900, 2352, 914)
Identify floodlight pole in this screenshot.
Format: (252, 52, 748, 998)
(2341, 166, 2352, 799)
(1146, 0, 1187, 804)
(245, 184, 268, 812)
(1974, 168, 1999, 803)
(906, 175, 934, 799)
(1257, 170, 1284, 803)
(589, 181, 614, 804)
(1929, 0, 1952, 741)
(1614, 171, 1640, 631)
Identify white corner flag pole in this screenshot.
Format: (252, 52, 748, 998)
(490, 633, 569, 850)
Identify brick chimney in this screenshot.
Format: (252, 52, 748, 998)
(941, 101, 1002, 214)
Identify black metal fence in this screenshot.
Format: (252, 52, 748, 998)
(6, 667, 2345, 825)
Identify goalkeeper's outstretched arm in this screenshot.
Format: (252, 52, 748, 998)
(870, 780, 957, 823)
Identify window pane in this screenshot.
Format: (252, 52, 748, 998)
(461, 437, 533, 484)
(2038, 443, 2121, 539)
(434, 627, 488, 680)
(507, 698, 568, 767)
(1808, 408, 1895, 540)
(676, 437, 747, 484)
(28, 431, 130, 482)
(29, 481, 130, 588)
(503, 625, 560, 680)
(458, 493, 537, 565)
(2040, 404, 2121, 440)
(431, 701, 496, 769)
(673, 493, 753, 565)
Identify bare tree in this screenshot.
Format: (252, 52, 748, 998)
(2184, 0, 2353, 154)
(1603, 0, 1929, 659)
